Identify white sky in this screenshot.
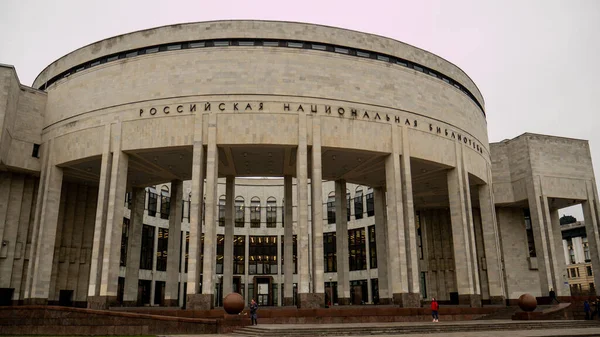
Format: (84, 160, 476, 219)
(1, 0, 599, 220)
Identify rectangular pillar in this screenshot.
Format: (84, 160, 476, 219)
(583, 180, 600, 295)
(87, 125, 112, 303)
(186, 111, 205, 309)
(447, 167, 478, 306)
(478, 182, 506, 303)
(374, 187, 390, 304)
(296, 113, 313, 308)
(165, 180, 183, 306)
(310, 115, 325, 305)
(335, 180, 350, 305)
(200, 113, 219, 309)
(25, 139, 64, 304)
(525, 177, 553, 296)
(384, 125, 409, 305)
(283, 175, 294, 306)
(222, 176, 235, 298)
(95, 125, 128, 308)
(549, 208, 569, 296)
(400, 125, 421, 306)
(123, 187, 145, 305)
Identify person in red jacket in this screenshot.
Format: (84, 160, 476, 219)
(431, 297, 439, 322)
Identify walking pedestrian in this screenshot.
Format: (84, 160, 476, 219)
(549, 288, 560, 304)
(250, 299, 259, 326)
(584, 300, 591, 320)
(431, 297, 439, 322)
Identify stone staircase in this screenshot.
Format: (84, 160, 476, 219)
(230, 320, 600, 336)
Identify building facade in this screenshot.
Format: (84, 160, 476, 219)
(561, 221, 595, 295)
(0, 20, 599, 310)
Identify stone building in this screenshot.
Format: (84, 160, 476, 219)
(0, 20, 598, 310)
(561, 221, 595, 295)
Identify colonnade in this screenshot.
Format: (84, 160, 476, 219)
(21, 112, 507, 310)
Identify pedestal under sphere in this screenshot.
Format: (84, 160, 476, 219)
(223, 292, 245, 315)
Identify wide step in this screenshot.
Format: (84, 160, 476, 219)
(231, 321, 600, 336)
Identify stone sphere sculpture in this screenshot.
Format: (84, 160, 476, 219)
(223, 292, 245, 315)
(518, 293, 537, 312)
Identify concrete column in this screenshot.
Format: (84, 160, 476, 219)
(583, 180, 600, 295)
(526, 177, 553, 296)
(461, 153, 480, 299)
(9, 176, 36, 303)
(478, 182, 505, 303)
(25, 139, 64, 304)
(123, 187, 145, 305)
(179, 230, 187, 308)
(55, 183, 77, 299)
(549, 208, 569, 296)
(384, 125, 409, 305)
(335, 180, 350, 305)
(200, 113, 219, 309)
(400, 126, 420, 306)
(447, 142, 480, 307)
(296, 113, 313, 308)
(95, 123, 128, 309)
(283, 175, 294, 306)
(222, 176, 235, 298)
(311, 116, 325, 304)
(150, 225, 158, 305)
(186, 110, 205, 309)
(0, 174, 24, 290)
(87, 125, 112, 303)
(374, 187, 390, 304)
(165, 180, 183, 306)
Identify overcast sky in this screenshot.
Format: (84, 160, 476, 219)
(2, 0, 599, 220)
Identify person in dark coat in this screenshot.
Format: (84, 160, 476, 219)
(250, 299, 258, 325)
(431, 297, 439, 322)
(584, 300, 591, 320)
(549, 288, 559, 304)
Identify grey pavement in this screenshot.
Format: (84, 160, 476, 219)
(161, 320, 600, 337)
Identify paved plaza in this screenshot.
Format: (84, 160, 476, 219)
(161, 320, 600, 337)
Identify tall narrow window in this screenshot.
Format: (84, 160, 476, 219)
(416, 211, 423, 260)
(368, 225, 377, 269)
(235, 197, 245, 227)
(156, 228, 168, 271)
(348, 228, 367, 271)
(266, 197, 277, 228)
(147, 187, 157, 217)
(327, 194, 336, 224)
(346, 193, 351, 221)
(120, 218, 130, 267)
(323, 232, 337, 272)
(366, 190, 374, 217)
(354, 188, 363, 220)
(160, 186, 170, 219)
(524, 209, 536, 257)
(584, 237, 591, 262)
(140, 225, 155, 270)
(218, 196, 226, 227)
(250, 197, 261, 228)
(216, 234, 224, 274)
(234, 235, 245, 274)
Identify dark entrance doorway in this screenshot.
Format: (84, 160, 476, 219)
(59, 290, 73, 306)
(254, 277, 273, 306)
(0, 288, 14, 306)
